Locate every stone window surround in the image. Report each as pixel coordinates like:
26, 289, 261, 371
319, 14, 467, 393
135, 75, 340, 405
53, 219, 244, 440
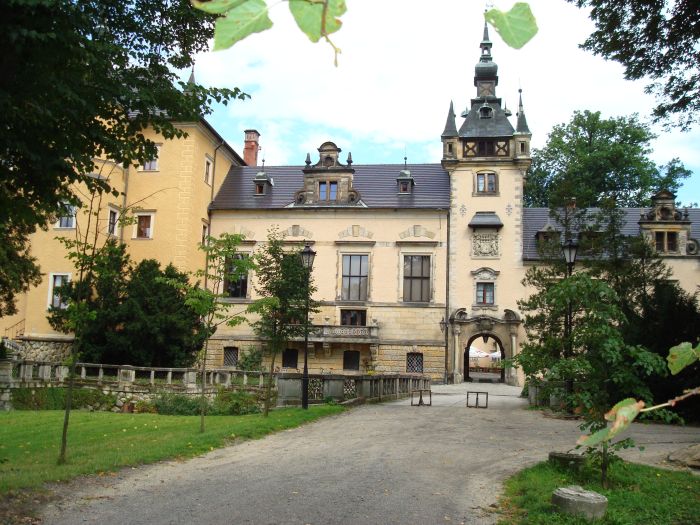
140, 144, 161, 172
471, 267, 499, 311
132, 211, 155, 240
399, 250, 434, 304
47, 272, 71, 310
204, 155, 213, 186
224, 251, 252, 300
337, 250, 371, 302
473, 170, 499, 196
55, 202, 77, 230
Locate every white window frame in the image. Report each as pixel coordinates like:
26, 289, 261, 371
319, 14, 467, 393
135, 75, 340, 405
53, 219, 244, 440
204, 156, 213, 185
133, 212, 155, 239
399, 252, 433, 303
140, 144, 161, 172
107, 207, 120, 237
471, 267, 499, 311
55, 202, 76, 229
47, 273, 71, 309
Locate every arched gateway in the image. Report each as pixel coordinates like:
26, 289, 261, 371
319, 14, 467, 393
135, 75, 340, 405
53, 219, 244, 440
449, 309, 521, 385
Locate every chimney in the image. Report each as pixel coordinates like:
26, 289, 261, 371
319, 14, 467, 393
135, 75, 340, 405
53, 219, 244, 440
243, 129, 260, 166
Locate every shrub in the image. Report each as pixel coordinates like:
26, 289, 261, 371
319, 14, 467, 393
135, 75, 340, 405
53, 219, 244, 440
152, 393, 203, 416
133, 399, 157, 413
211, 389, 260, 415
12, 387, 116, 410
238, 347, 263, 371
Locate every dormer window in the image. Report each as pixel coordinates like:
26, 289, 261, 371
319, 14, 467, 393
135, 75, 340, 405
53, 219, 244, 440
253, 171, 273, 196
319, 181, 338, 201
656, 231, 678, 253
479, 105, 493, 119
396, 169, 415, 195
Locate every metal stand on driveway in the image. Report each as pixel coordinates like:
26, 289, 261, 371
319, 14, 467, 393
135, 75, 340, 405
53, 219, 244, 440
411, 389, 432, 406
466, 391, 488, 408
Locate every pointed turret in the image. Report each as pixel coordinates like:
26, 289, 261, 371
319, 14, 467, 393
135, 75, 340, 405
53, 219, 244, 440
184, 66, 196, 95
474, 22, 498, 90
515, 89, 530, 134
441, 101, 458, 138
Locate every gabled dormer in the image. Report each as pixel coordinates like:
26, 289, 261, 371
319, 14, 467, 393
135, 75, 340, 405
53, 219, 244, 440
639, 190, 697, 255
396, 162, 416, 195
294, 142, 361, 206
253, 170, 273, 196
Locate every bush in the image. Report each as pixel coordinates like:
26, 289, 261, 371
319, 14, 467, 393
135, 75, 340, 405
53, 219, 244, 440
211, 389, 260, 415
152, 393, 203, 415
133, 399, 157, 413
238, 347, 263, 371
12, 387, 116, 410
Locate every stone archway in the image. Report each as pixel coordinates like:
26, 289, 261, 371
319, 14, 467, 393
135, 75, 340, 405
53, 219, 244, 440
449, 309, 521, 386
464, 333, 505, 383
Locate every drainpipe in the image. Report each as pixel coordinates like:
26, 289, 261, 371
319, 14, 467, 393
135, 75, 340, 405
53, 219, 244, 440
120, 165, 129, 244
203, 140, 225, 290
444, 209, 450, 384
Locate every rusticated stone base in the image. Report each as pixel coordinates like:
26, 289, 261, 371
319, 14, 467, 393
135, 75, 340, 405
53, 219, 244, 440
16, 339, 72, 362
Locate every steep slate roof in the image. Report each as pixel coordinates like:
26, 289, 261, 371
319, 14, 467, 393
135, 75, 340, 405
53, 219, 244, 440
522, 208, 700, 260
458, 98, 515, 138
211, 164, 451, 210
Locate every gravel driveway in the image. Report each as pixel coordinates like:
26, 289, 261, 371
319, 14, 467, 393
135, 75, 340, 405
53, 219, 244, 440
40, 383, 700, 525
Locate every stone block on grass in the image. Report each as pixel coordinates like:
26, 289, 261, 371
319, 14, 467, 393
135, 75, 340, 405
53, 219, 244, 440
552, 485, 607, 521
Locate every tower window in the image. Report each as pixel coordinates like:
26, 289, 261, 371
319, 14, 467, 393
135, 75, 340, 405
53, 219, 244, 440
655, 231, 678, 253
479, 106, 493, 119
477, 140, 495, 156
476, 173, 497, 194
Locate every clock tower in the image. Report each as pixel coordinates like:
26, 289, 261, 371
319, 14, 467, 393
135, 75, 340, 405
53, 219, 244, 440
442, 23, 531, 384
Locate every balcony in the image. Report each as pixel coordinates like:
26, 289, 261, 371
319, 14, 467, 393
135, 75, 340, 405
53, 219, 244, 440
308, 324, 379, 344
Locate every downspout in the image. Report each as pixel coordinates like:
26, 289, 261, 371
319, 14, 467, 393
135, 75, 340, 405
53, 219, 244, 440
444, 209, 450, 384
120, 165, 129, 244
203, 140, 225, 290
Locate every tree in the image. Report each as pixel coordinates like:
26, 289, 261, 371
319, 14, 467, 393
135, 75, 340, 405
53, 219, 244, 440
524, 111, 691, 208
1, 0, 246, 317
567, 0, 700, 130
248, 229, 318, 416
170, 233, 252, 433
516, 269, 665, 486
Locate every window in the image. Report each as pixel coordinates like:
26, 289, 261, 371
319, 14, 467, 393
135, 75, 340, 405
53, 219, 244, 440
204, 158, 213, 185
343, 351, 360, 371
319, 181, 338, 201
223, 347, 239, 367
477, 140, 495, 156
201, 224, 209, 245
476, 282, 495, 305
399, 180, 410, 193
342, 255, 368, 301
108, 208, 118, 236
655, 231, 678, 253
479, 106, 493, 119
406, 352, 423, 373
340, 309, 366, 326
57, 203, 76, 229
255, 183, 265, 195
282, 348, 298, 369
134, 214, 154, 239
225, 254, 249, 298
142, 145, 160, 171
476, 173, 497, 193
403, 255, 430, 302
48, 274, 70, 309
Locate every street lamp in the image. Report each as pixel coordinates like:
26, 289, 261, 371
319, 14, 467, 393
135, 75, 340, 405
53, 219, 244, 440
299, 243, 316, 410
561, 237, 578, 407
439, 317, 449, 385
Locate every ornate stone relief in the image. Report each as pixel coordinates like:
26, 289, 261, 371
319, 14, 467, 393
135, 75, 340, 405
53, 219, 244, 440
338, 225, 374, 239
281, 224, 313, 238
459, 204, 467, 217
399, 225, 436, 239
472, 232, 499, 257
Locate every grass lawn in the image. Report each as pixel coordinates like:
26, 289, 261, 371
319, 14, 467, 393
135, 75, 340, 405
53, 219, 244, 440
498, 460, 700, 524
0, 405, 344, 493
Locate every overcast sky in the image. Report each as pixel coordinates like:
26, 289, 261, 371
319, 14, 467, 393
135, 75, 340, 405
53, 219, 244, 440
192, 0, 700, 205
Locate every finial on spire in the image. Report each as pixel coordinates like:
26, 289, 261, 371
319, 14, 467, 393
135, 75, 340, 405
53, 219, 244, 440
261, 156, 266, 169
516, 88, 530, 134
347, 152, 353, 165
305, 153, 311, 166
441, 101, 458, 138
404, 155, 408, 169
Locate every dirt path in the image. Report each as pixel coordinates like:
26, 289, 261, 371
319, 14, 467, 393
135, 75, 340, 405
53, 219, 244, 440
39, 384, 700, 525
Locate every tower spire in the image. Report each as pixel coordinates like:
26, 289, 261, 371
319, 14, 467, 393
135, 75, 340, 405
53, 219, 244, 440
516, 88, 530, 134
441, 101, 458, 137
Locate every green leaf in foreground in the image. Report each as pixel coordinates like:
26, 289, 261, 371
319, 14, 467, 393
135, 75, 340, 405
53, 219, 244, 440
577, 398, 644, 446
289, 0, 346, 43
667, 341, 700, 375
485, 2, 538, 49
191, 0, 248, 15
213, 0, 273, 51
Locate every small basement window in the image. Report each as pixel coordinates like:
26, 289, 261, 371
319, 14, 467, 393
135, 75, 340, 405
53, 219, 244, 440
406, 352, 423, 373
223, 347, 239, 367
343, 351, 360, 371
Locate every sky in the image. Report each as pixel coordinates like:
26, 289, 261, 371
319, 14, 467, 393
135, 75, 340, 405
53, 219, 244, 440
190, 0, 700, 205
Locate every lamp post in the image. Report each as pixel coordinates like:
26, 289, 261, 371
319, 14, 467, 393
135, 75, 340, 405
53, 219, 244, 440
299, 243, 316, 410
561, 237, 578, 405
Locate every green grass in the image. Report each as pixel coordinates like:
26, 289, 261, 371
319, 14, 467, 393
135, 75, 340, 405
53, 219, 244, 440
0, 405, 344, 492
498, 460, 700, 524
